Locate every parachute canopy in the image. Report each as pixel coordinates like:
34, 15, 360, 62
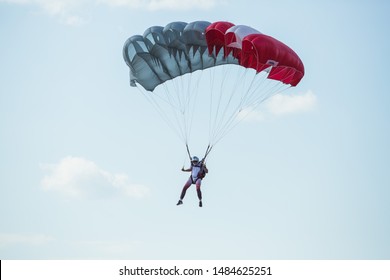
123, 21, 304, 92
123, 21, 305, 157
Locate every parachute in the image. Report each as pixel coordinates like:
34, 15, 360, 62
123, 21, 304, 159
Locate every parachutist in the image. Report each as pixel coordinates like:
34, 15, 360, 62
177, 156, 208, 207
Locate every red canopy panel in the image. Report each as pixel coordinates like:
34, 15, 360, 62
205, 21, 235, 57
205, 21, 305, 86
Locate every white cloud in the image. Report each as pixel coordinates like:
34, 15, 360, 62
266, 90, 317, 116
1, 0, 89, 25
0, 233, 55, 247
146, 0, 219, 10
1, 0, 224, 24
79, 239, 142, 257
237, 90, 317, 123
40, 156, 149, 199
100, 0, 221, 10
237, 107, 265, 122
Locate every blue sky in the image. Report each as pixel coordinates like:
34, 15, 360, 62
0, 0, 389, 259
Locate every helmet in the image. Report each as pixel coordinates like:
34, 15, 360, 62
191, 156, 199, 163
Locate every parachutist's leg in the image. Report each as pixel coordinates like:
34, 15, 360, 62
179, 178, 192, 200
196, 188, 202, 200
196, 179, 202, 202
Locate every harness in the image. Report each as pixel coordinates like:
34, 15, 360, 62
190, 176, 198, 184
190, 162, 206, 184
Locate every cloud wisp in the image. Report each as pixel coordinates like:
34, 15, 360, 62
266, 90, 317, 116
101, 0, 221, 10
0, 233, 55, 247
238, 90, 317, 122
40, 156, 149, 199
1, 0, 224, 25
1, 0, 89, 25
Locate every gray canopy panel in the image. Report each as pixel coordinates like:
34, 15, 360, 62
123, 21, 238, 92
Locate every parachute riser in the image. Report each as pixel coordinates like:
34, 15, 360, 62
185, 143, 213, 164
186, 143, 192, 161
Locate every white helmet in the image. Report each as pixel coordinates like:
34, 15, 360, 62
191, 156, 199, 162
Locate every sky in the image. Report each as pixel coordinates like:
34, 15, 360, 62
0, 0, 389, 260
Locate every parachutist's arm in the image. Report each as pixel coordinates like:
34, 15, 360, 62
181, 167, 192, 172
